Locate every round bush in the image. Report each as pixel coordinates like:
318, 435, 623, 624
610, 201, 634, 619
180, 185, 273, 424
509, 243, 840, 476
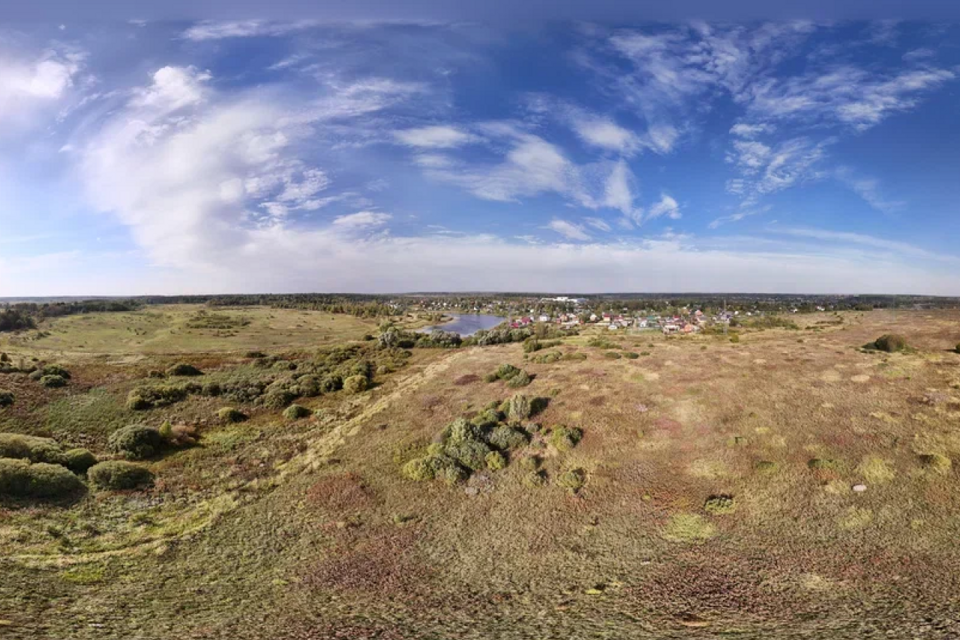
556, 468, 586, 493
320, 375, 342, 393
63, 448, 98, 474
217, 407, 247, 423
0, 433, 65, 464
40, 374, 67, 388
88, 461, 154, 491
0, 390, 13, 407
262, 388, 297, 409
870, 334, 907, 353
401, 457, 434, 481
496, 364, 521, 380
343, 375, 368, 394
167, 363, 203, 376
507, 394, 532, 422
485, 450, 506, 470
108, 425, 165, 460
506, 370, 532, 388
283, 404, 312, 420
42, 364, 70, 378
549, 425, 583, 451
0, 458, 85, 499
297, 376, 321, 397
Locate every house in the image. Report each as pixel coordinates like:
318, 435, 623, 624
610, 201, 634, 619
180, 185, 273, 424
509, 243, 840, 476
589, 313, 598, 322
538, 314, 551, 323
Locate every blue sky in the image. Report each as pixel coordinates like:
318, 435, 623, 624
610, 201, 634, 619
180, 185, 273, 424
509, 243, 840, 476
1, 18, 959, 295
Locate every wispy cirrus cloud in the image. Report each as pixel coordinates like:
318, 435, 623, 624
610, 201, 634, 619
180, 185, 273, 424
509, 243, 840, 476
181, 20, 317, 41
393, 125, 481, 148
546, 219, 591, 241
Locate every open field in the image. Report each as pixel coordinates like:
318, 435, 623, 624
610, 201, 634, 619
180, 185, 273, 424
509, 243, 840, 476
2, 308, 960, 638
0, 305, 383, 356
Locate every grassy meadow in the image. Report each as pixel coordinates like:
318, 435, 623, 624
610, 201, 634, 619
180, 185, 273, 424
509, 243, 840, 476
2, 307, 960, 638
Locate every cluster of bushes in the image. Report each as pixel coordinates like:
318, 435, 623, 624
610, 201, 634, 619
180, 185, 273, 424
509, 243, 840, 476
379, 327, 463, 349
401, 401, 535, 485
467, 324, 576, 347
483, 364, 532, 388
0, 431, 153, 498
523, 338, 562, 353
0, 390, 13, 407
864, 334, 909, 353
0, 433, 97, 473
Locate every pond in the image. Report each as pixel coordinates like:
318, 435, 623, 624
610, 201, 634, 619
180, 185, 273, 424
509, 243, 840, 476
420, 314, 507, 337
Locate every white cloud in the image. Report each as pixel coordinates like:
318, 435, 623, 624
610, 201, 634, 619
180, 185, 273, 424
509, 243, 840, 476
572, 116, 639, 154
744, 66, 955, 131
394, 125, 481, 148
0, 48, 84, 128
131, 66, 210, 113
834, 168, 904, 214
584, 217, 612, 232
602, 159, 638, 217
546, 219, 591, 241
730, 123, 775, 138
181, 20, 315, 41
72, 65, 422, 269
647, 194, 681, 221
332, 211, 392, 228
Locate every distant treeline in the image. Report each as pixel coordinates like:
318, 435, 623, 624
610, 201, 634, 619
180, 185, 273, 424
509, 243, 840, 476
0, 300, 141, 332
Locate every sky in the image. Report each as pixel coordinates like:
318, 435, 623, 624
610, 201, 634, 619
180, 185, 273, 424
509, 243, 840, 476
1, 17, 959, 295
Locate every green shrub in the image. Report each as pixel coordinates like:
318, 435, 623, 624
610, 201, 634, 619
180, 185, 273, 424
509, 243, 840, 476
867, 334, 908, 353
297, 375, 321, 397
623, 352, 639, 359
704, 494, 736, 514
485, 450, 506, 470
343, 375, 369, 394
126, 384, 192, 410
108, 425, 164, 460
549, 425, 583, 451
63, 449, 98, 474
495, 364, 521, 380
88, 461, 154, 491
201, 382, 221, 397
557, 468, 586, 494
0, 433, 64, 464
755, 460, 778, 474
483, 372, 499, 383
603, 351, 622, 359
445, 439, 492, 472
0, 458, 85, 498
507, 394, 532, 422
561, 352, 587, 361
506, 370, 532, 388
167, 363, 203, 376
147, 369, 166, 379
729, 334, 740, 344
218, 407, 247, 423
530, 351, 562, 364
487, 425, 529, 450
283, 404, 312, 420
519, 456, 541, 471
40, 364, 70, 379
40, 374, 67, 388
401, 457, 434, 481
0, 390, 14, 407
320, 375, 342, 393
262, 387, 297, 409
245, 351, 267, 359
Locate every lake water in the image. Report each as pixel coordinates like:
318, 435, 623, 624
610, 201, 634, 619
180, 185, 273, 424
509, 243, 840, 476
421, 314, 507, 337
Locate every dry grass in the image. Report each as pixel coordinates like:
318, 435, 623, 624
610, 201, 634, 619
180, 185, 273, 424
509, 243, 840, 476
3, 308, 960, 637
